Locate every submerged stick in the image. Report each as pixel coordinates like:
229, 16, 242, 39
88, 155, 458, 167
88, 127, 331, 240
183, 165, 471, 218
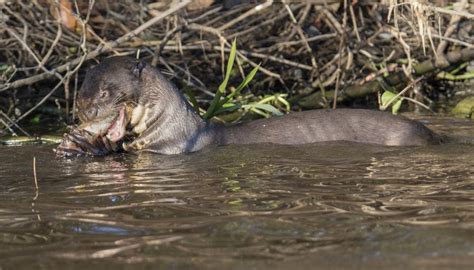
33, 156, 39, 201
33, 157, 38, 190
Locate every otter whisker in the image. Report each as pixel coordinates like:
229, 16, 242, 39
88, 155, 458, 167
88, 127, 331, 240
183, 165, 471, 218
111, 92, 126, 106
114, 92, 137, 107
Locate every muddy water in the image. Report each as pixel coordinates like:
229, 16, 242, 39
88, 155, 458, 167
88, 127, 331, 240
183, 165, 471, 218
0, 116, 473, 270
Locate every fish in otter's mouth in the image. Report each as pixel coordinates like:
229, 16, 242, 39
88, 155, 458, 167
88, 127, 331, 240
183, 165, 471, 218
80, 105, 130, 142
55, 104, 133, 157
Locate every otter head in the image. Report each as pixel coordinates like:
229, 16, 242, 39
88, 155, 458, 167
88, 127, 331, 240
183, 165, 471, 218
76, 56, 146, 142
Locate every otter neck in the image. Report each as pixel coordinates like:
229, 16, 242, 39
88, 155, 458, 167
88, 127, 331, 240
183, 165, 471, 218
129, 79, 219, 154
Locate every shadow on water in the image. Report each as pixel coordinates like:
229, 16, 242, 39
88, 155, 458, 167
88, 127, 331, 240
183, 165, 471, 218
0, 116, 473, 270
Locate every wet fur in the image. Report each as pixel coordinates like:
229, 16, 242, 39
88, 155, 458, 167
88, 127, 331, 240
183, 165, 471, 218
78, 57, 442, 155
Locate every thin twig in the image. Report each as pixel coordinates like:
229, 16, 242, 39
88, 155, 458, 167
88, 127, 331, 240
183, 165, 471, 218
218, 0, 273, 31
380, 77, 424, 111
0, 110, 30, 136
1, 0, 191, 91
332, 0, 348, 109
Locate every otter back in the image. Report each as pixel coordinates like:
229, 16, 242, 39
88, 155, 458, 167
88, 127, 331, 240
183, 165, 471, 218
219, 109, 441, 147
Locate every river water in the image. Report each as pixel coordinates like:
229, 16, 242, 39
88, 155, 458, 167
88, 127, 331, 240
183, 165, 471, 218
0, 115, 473, 270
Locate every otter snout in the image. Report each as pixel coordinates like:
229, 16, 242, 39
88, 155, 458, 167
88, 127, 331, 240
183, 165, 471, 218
77, 100, 98, 122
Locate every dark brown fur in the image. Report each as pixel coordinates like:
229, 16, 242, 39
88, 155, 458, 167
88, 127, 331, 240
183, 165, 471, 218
73, 56, 442, 155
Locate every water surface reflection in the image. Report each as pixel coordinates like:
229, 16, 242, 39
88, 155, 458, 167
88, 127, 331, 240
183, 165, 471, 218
0, 117, 473, 269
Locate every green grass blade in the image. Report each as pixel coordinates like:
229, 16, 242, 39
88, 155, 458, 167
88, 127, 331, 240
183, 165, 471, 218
203, 39, 238, 119
214, 103, 241, 115
219, 64, 260, 107
221, 39, 237, 93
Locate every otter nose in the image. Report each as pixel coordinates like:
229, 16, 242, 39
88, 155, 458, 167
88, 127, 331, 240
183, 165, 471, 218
78, 106, 98, 122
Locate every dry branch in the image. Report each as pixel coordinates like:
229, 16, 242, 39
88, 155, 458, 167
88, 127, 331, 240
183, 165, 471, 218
0, 0, 473, 135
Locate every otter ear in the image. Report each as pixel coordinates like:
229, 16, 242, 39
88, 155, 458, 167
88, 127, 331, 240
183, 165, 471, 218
132, 61, 146, 78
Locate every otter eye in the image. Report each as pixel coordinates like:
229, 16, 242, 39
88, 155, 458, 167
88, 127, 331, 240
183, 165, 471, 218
99, 89, 109, 99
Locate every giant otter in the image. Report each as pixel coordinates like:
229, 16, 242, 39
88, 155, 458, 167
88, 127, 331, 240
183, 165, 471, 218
56, 56, 443, 156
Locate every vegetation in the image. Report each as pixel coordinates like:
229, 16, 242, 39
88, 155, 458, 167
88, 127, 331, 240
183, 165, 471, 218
0, 0, 473, 138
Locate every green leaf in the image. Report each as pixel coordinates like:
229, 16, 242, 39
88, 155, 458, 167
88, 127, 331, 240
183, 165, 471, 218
214, 104, 241, 115
222, 102, 237, 108
244, 103, 283, 116
382, 91, 403, 115
392, 99, 402, 115
381, 91, 397, 107
218, 39, 237, 96
220, 64, 260, 107
249, 107, 270, 118
233, 64, 260, 94
203, 39, 238, 119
